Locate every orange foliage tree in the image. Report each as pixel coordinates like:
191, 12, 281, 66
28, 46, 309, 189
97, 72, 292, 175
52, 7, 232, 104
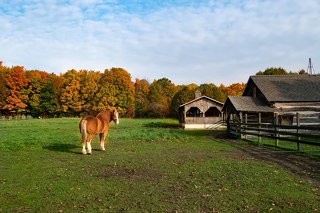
78, 70, 101, 114
95, 68, 135, 117
0, 64, 10, 111
0, 60, 250, 118
60, 69, 82, 115
3, 66, 29, 114
134, 78, 150, 117
220, 83, 246, 97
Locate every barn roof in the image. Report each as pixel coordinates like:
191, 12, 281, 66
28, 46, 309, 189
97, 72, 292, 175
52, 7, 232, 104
223, 96, 275, 113
179, 96, 224, 108
244, 75, 320, 102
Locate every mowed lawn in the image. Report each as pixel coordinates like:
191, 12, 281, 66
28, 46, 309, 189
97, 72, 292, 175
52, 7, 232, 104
0, 118, 319, 212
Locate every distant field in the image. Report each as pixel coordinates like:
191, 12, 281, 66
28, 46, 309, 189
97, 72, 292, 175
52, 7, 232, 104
0, 118, 319, 212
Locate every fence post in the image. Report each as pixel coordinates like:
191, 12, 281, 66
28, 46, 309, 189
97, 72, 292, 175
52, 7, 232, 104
258, 113, 262, 144
274, 112, 279, 146
229, 114, 233, 135
203, 111, 206, 129
245, 113, 248, 139
296, 113, 300, 151
239, 112, 243, 139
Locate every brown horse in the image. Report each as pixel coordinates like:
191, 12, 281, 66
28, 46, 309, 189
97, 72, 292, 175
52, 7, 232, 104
79, 109, 119, 155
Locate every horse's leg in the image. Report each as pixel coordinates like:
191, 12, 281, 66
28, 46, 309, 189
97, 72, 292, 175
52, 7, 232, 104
82, 141, 87, 155
86, 134, 95, 155
87, 141, 92, 154
99, 132, 107, 151
80, 119, 89, 155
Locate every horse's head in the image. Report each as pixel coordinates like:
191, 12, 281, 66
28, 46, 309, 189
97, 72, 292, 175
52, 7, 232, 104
111, 109, 119, 125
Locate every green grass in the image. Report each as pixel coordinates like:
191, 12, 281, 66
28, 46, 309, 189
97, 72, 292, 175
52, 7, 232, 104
0, 118, 319, 212
245, 136, 320, 159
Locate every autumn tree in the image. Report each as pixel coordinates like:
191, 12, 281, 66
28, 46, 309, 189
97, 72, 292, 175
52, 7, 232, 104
39, 73, 62, 117
60, 69, 82, 115
3, 66, 29, 114
220, 83, 246, 98
170, 83, 198, 118
95, 68, 135, 117
199, 83, 225, 102
50, 74, 63, 115
228, 83, 246, 96
25, 70, 49, 117
256, 67, 288, 75
148, 78, 177, 117
78, 70, 101, 114
134, 78, 150, 118
298, 69, 307, 74
0, 63, 10, 112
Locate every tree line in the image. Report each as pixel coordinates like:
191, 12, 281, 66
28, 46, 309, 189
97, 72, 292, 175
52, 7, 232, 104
0, 62, 307, 118
0, 61, 248, 118
0, 61, 245, 118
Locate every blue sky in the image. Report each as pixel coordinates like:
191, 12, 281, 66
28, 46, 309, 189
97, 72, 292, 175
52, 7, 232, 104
1, 0, 319, 85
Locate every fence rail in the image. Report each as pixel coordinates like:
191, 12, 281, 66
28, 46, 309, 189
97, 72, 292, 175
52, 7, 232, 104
228, 112, 320, 150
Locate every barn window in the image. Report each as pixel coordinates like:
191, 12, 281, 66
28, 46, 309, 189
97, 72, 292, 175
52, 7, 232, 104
186, 107, 202, 117
253, 87, 257, 97
205, 107, 221, 117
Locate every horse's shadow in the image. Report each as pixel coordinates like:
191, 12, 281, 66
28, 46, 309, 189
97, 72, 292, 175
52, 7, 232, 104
43, 143, 81, 154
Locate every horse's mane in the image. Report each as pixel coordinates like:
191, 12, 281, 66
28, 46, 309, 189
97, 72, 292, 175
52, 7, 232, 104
84, 110, 99, 117
84, 109, 115, 118
97, 109, 115, 117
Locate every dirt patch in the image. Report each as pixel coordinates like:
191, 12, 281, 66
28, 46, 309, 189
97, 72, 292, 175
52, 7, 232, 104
172, 150, 216, 163
97, 166, 162, 181
215, 136, 320, 186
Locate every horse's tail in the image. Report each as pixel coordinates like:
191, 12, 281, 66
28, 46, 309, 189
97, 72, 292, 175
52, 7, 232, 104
79, 119, 88, 144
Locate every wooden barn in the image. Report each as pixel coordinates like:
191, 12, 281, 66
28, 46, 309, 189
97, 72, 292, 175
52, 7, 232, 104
179, 90, 224, 129
223, 75, 320, 126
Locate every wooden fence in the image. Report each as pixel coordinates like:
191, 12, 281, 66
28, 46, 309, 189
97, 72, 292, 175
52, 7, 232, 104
0, 115, 33, 120
228, 112, 320, 150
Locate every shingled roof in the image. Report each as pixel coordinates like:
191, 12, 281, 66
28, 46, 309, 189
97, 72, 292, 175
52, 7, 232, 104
179, 96, 223, 108
245, 75, 320, 102
223, 96, 275, 113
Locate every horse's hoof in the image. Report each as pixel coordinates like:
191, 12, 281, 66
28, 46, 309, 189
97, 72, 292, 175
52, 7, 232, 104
87, 152, 92, 155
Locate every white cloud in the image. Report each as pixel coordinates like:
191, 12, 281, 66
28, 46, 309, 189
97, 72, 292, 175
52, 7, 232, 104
0, 0, 320, 85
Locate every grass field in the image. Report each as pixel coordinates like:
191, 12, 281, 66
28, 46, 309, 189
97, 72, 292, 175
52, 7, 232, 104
244, 137, 320, 159
0, 118, 319, 212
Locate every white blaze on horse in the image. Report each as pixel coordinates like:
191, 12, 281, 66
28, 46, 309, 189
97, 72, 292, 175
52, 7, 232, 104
79, 109, 119, 155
